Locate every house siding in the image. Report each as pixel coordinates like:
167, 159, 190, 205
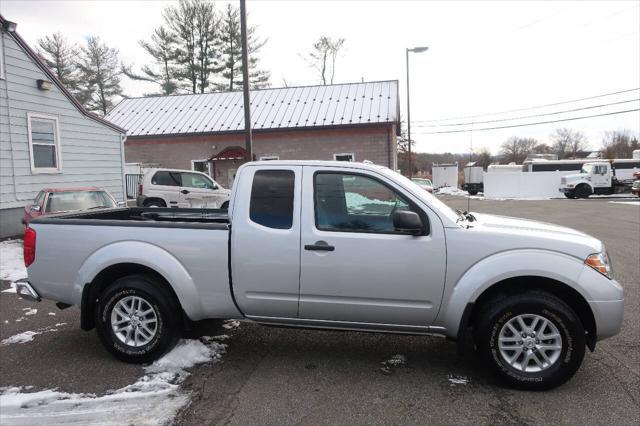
125, 125, 397, 188
0, 30, 124, 237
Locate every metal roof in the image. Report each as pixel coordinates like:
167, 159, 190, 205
106, 80, 399, 137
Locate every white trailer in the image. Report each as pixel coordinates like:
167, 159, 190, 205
432, 163, 459, 189
463, 162, 484, 195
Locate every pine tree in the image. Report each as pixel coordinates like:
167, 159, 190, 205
217, 4, 270, 91
77, 36, 123, 115
163, 0, 222, 94
123, 27, 180, 95
37, 33, 81, 94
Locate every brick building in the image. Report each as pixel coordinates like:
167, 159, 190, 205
106, 81, 400, 188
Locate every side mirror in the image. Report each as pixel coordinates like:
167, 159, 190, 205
393, 210, 423, 235
31, 205, 41, 212
117, 201, 127, 207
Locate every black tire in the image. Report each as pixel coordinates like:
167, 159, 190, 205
95, 274, 181, 364
476, 291, 585, 390
564, 191, 576, 199
468, 190, 478, 196
220, 200, 229, 210
144, 199, 166, 208
575, 184, 591, 199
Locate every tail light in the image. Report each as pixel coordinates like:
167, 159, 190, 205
24, 227, 36, 267
138, 182, 143, 196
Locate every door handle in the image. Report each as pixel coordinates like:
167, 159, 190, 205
304, 240, 335, 251
181, 189, 190, 194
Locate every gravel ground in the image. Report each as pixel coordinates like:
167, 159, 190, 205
1, 196, 638, 425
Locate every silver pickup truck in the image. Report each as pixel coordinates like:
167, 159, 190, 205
18, 161, 623, 390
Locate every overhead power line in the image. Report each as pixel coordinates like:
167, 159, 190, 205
413, 87, 640, 123
412, 108, 640, 135
413, 98, 640, 128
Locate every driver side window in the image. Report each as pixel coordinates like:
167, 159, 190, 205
181, 173, 214, 189
314, 172, 420, 234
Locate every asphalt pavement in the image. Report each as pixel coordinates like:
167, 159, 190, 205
1, 196, 638, 425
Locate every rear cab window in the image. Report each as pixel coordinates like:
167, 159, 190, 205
249, 170, 295, 229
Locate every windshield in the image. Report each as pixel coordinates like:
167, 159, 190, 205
581, 164, 594, 174
46, 191, 116, 213
381, 168, 459, 224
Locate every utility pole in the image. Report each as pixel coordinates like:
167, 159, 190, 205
405, 46, 429, 178
240, 0, 252, 161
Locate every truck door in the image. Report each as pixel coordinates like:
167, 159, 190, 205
592, 164, 611, 188
298, 166, 447, 327
230, 165, 302, 318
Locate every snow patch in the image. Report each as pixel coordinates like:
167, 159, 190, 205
447, 374, 470, 385
381, 354, 407, 367
48, 312, 56, 316
222, 319, 241, 330
1, 331, 39, 346
1, 324, 66, 346
0, 240, 27, 293
22, 308, 37, 316
0, 337, 228, 425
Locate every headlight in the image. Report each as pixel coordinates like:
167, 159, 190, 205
585, 251, 613, 279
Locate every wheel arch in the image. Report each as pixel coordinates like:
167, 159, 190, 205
143, 197, 167, 207
438, 250, 598, 351
459, 276, 597, 352
81, 263, 183, 331
74, 241, 205, 330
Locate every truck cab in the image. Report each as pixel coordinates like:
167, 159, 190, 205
559, 161, 613, 198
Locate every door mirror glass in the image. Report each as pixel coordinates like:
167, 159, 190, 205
31, 204, 41, 212
393, 210, 422, 234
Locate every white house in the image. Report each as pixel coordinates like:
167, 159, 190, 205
0, 16, 125, 238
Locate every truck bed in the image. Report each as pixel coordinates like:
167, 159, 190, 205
30, 207, 229, 229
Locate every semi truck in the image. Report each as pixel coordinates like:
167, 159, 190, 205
558, 159, 640, 198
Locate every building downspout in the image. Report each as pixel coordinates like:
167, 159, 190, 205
120, 134, 127, 202
387, 125, 393, 169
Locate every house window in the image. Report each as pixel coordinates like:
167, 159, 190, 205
28, 113, 61, 173
191, 159, 210, 175
333, 153, 355, 162
259, 155, 279, 161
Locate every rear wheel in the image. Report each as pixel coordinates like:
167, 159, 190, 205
468, 190, 478, 196
476, 291, 585, 390
575, 184, 592, 199
95, 274, 180, 363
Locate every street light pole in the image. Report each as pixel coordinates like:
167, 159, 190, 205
240, 0, 252, 161
405, 46, 428, 178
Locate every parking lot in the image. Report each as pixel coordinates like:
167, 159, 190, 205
1, 196, 638, 425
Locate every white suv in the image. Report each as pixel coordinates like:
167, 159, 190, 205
137, 168, 230, 209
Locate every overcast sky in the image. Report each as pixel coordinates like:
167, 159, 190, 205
2, 0, 639, 154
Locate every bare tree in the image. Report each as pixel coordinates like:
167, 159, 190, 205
475, 148, 493, 169
37, 33, 81, 95
76, 36, 123, 116
500, 137, 538, 163
123, 27, 180, 95
602, 130, 640, 159
305, 36, 345, 85
551, 128, 589, 159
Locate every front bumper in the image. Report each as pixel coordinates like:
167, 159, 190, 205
15, 279, 41, 302
558, 187, 573, 193
589, 298, 624, 340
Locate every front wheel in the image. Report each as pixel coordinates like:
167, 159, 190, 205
575, 184, 592, 199
476, 292, 585, 390
564, 191, 576, 199
95, 274, 180, 363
